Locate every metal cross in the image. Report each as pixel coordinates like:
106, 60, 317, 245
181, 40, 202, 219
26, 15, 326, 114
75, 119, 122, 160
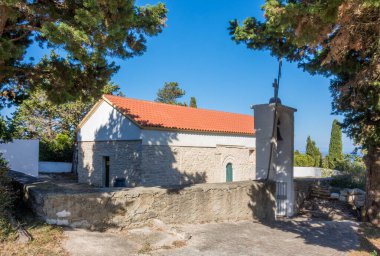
269, 58, 282, 104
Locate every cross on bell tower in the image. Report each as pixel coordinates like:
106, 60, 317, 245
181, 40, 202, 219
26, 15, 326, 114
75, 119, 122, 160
269, 58, 282, 104
252, 57, 297, 217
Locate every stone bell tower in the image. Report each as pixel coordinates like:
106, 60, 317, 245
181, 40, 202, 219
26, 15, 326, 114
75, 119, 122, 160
252, 85, 297, 217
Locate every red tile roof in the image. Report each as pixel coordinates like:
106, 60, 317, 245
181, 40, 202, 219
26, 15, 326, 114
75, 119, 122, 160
103, 95, 254, 135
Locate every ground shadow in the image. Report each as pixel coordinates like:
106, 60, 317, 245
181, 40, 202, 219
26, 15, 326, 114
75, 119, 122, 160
248, 181, 362, 253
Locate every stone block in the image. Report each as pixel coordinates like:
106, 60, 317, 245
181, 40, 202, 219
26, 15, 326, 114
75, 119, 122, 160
339, 195, 347, 202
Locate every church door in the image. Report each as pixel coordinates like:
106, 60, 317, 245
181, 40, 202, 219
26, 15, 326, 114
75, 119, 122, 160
226, 163, 233, 182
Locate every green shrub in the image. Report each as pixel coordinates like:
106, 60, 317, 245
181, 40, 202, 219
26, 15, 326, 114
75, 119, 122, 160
330, 175, 366, 190
0, 154, 15, 241
294, 151, 315, 167
321, 168, 335, 178
330, 154, 366, 189
39, 133, 73, 162
0, 155, 13, 215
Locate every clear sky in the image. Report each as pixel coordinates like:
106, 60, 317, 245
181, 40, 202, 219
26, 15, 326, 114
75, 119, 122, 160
18, 0, 356, 153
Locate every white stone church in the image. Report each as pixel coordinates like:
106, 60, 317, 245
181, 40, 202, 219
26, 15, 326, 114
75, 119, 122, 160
77, 94, 256, 187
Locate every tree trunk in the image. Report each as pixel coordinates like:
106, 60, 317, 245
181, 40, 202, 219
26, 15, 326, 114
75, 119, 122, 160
0, 5, 9, 36
364, 146, 380, 227
0, 5, 10, 83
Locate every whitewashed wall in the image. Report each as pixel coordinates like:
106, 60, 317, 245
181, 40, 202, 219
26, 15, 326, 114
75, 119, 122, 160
294, 167, 323, 178
78, 100, 256, 148
140, 130, 255, 147
78, 101, 141, 141
39, 162, 72, 173
0, 139, 39, 177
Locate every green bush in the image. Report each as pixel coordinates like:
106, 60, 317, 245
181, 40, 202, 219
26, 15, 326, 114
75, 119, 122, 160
0, 154, 15, 241
330, 175, 366, 190
294, 151, 315, 167
321, 168, 335, 178
0, 155, 13, 214
322, 155, 334, 169
39, 133, 73, 162
330, 154, 366, 189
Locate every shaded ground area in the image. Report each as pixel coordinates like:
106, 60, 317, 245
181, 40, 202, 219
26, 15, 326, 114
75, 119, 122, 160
64, 219, 359, 256
63, 196, 380, 256
299, 197, 359, 221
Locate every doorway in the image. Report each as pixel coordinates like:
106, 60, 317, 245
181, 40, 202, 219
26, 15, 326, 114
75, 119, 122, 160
226, 163, 233, 182
104, 156, 110, 187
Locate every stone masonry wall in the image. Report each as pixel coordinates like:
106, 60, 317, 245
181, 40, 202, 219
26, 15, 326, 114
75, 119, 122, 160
293, 178, 332, 213
77, 141, 142, 187
140, 145, 255, 186
25, 180, 276, 229
78, 141, 256, 187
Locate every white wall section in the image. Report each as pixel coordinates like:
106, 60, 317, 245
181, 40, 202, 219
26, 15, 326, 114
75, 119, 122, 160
140, 130, 255, 147
78, 101, 141, 141
0, 139, 39, 177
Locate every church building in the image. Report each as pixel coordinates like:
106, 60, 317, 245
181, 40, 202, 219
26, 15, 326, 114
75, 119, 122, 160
77, 94, 256, 187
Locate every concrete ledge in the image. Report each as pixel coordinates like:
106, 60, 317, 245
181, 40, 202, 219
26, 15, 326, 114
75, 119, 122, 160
21, 179, 276, 230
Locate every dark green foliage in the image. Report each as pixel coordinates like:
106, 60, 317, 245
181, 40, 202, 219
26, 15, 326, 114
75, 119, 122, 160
0, 116, 12, 143
330, 175, 365, 190
39, 134, 73, 162
229, 1, 380, 222
12, 83, 121, 162
306, 136, 322, 167
0, 0, 167, 105
330, 154, 366, 189
229, 0, 380, 152
190, 97, 197, 108
328, 119, 343, 166
294, 150, 315, 167
0, 153, 14, 241
155, 82, 187, 106
322, 155, 334, 169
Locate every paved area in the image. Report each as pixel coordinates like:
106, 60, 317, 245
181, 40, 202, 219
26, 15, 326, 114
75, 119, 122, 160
63, 219, 359, 256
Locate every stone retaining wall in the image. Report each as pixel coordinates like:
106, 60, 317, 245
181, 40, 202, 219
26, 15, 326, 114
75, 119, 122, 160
24, 180, 275, 230
294, 178, 332, 213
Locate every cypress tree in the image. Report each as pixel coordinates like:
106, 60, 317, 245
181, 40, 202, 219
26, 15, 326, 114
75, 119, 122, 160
306, 136, 322, 167
190, 97, 197, 108
328, 120, 343, 164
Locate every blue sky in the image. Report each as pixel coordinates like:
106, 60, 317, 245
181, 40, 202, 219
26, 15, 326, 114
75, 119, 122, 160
15, 0, 355, 153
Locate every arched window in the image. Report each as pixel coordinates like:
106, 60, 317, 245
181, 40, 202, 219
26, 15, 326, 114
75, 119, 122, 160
226, 163, 233, 182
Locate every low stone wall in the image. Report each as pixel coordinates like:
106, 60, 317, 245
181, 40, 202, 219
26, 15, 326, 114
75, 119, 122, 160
24, 180, 275, 230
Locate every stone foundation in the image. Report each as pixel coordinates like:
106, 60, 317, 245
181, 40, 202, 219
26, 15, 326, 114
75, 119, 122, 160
24, 180, 275, 230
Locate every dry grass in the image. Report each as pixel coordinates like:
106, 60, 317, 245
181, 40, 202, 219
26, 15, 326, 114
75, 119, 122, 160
349, 223, 380, 256
172, 240, 187, 248
138, 241, 152, 254
0, 215, 67, 256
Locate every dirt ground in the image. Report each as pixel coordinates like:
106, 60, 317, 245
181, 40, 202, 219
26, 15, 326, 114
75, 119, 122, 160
63, 218, 360, 256
62, 196, 380, 256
